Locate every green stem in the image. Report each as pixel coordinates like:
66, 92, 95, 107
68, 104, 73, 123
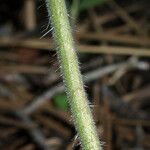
46, 0, 101, 149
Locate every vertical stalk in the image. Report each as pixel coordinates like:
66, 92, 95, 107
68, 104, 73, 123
46, 0, 101, 149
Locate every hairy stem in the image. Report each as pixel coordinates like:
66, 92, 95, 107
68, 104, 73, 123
46, 0, 101, 149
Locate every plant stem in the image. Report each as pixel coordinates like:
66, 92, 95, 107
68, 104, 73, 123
46, 0, 101, 149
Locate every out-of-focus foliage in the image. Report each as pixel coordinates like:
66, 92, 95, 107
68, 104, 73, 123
69, 0, 106, 26
79, 0, 105, 11
53, 93, 68, 111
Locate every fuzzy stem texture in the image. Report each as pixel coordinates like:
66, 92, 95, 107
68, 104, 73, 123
46, 0, 102, 149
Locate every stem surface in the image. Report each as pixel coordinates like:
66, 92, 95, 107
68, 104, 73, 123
46, 0, 101, 149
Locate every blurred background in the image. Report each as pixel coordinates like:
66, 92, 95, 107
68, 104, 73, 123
0, 0, 150, 149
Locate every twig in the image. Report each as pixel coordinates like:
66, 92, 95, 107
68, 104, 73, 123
108, 0, 146, 35
22, 83, 64, 114
15, 112, 50, 150
122, 85, 150, 103
0, 65, 48, 75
